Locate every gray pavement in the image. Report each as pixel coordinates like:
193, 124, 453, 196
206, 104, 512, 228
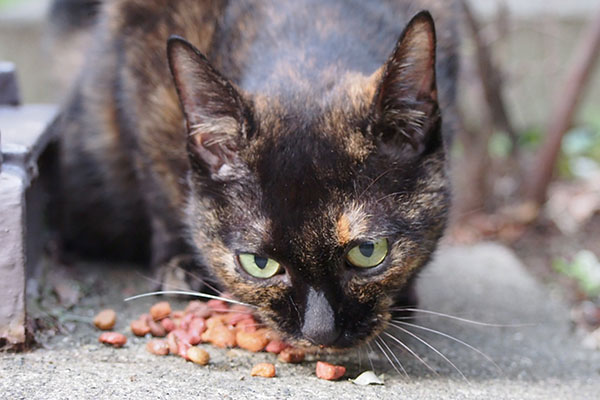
1, 242, 599, 399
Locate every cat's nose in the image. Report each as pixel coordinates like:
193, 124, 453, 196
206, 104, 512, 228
301, 287, 341, 346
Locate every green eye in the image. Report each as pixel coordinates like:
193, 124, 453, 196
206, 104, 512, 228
238, 253, 281, 279
346, 239, 388, 268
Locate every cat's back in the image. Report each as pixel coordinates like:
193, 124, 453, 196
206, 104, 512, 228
211, 0, 459, 100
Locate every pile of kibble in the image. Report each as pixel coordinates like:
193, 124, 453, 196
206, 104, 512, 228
93, 299, 346, 380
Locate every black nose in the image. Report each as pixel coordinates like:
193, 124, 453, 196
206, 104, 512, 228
301, 287, 341, 346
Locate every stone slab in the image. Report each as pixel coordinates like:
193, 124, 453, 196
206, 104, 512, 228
0, 104, 57, 174
0, 62, 20, 106
0, 168, 26, 347
0, 103, 58, 348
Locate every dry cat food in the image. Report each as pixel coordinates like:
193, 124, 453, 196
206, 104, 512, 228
187, 346, 211, 365
98, 332, 127, 347
94, 299, 351, 380
146, 338, 170, 355
315, 361, 346, 381
250, 362, 276, 378
130, 299, 303, 363
150, 301, 172, 321
277, 347, 305, 363
93, 309, 117, 330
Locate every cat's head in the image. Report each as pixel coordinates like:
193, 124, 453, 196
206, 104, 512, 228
168, 11, 449, 350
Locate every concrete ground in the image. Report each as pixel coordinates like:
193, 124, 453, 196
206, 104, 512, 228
1, 242, 599, 399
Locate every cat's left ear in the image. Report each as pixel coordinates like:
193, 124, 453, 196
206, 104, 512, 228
167, 36, 253, 180
370, 11, 441, 155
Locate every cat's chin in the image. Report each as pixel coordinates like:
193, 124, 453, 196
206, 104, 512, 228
286, 330, 385, 353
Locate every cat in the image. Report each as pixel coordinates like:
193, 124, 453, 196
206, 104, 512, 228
48, 0, 459, 350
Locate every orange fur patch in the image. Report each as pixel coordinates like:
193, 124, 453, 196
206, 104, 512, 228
336, 214, 351, 245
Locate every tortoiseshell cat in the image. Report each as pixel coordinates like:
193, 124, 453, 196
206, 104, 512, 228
49, 0, 459, 349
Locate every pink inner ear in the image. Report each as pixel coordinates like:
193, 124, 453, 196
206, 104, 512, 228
417, 68, 437, 102
168, 37, 249, 176
384, 12, 437, 103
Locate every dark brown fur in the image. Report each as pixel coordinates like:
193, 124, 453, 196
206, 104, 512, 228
50, 0, 459, 349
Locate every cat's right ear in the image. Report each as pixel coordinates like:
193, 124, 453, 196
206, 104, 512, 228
167, 36, 252, 179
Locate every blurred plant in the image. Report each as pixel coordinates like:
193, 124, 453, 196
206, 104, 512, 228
0, 0, 21, 8
526, 7, 600, 204
553, 250, 600, 298
454, 1, 600, 231
558, 125, 600, 179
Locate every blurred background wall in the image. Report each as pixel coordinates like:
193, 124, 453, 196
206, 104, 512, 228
1, 0, 599, 116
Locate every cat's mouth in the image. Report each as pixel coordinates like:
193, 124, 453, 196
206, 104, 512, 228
259, 311, 386, 352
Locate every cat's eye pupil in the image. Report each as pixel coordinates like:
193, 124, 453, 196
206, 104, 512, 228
254, 256, 268, 269
358, 242, 375, 257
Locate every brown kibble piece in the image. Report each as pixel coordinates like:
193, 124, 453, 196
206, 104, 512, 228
207, 324, 237, 348
98, 332, 127, 347
146, 339, 169, 355
93, 309, 117, 330
315, 361, 346, 380
265, 340, 289, 354
236, 318, 257, 332
161, 317, 176, 333
178, 341, 191, 359
226, 312, 252, 326
167, 331, 179, 354
278, 347, 305, 363
150, 301, 172, 321
264, 329, 282, 342
185, 301, 212, 319
188, 318, 207, 345
180, 312, 195, 331
236, 329, 268, 352
167, 329, 190, 355
206, 315, 227, 329
207, 299, 229, 314
149, 319, 167, 337
250, 363, 276, 378
130, 319, 150, 337
187, 347, 210, 365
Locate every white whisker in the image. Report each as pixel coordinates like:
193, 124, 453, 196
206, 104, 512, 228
366, 341, 377, 374
375, 337, 404, 377
389, 323, 470, 384
357, 346, 363, 372
124, 290, 256, 307
377, 336, 408, 378
392, 308, 535, 328
391, 320, 503, 374
382, 331, 438, 376
182, 269, 224, 296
